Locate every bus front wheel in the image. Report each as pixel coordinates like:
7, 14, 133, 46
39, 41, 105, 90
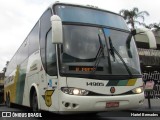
32, 91, 38, 112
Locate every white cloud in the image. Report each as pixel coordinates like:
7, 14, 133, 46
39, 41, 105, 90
0, 0, 160, 72
0, 0, 46, 72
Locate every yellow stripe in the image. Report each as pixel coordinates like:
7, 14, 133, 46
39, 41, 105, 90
127, 79, 137, 86
4, 66, 19, 103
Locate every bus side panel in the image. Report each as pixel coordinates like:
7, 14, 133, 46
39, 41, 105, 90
5, 60, 27, 105
15, 60, 28, 104
4, 59, 28, 105
4, 69, 17, 103
24, 50, 49, 110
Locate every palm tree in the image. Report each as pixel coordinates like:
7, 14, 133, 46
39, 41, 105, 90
2, 61, 9, 74
5, 61, 9, 66
150, 22, 160, 31
2, 67, 6, 74
119, 7, 149, 29
144, 22, 160, 32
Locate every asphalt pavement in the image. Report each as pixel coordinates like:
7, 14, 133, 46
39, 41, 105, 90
0, 100, 160, 119
0, 99, 160, 114
130, 99, 160, 114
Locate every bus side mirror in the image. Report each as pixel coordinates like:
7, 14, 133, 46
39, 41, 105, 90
136, 28, 157, 49
51, 15, 63, 44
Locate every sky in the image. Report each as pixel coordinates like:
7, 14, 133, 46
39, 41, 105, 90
0, 0, 160, 72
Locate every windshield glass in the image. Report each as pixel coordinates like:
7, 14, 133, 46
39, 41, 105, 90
54, 4, 141, 79
54, 5, 128, 30
60, 25, 141, 78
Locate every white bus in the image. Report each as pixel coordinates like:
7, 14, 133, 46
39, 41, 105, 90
4, 2, 156, 113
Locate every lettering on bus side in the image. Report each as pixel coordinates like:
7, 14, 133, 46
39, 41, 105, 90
86, 82, 104, 86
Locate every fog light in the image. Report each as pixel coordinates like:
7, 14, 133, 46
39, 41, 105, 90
72, 103, 78, 108
64, 102, 70, 107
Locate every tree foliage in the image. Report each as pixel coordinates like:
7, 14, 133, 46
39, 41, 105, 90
145, 22, 160, 31
119, 7, 149, 29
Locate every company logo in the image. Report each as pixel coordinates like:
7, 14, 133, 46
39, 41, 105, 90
110, 87, 115, 93
2, 112, 11, 117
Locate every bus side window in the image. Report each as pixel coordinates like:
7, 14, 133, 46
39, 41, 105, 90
40, 9, 52, 71
28, 22, 39, 56
46, 29, 57, 76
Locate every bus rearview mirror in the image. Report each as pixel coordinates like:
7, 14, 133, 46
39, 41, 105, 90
51, 15, 63, 44
136, 28, 157, 49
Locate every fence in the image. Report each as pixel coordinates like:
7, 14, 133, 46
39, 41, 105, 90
142, 71, 160, 99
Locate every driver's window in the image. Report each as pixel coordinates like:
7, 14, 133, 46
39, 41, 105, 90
46, 29, 57, 76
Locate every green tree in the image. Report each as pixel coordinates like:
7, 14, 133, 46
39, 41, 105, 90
2, 61, 9, 74
119, 7, 149, 29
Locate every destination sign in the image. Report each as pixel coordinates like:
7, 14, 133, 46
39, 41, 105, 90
69, 66, 103, 72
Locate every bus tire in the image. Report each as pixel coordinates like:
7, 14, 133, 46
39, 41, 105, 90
6, 94, 12, 108
32, 91, 38, 112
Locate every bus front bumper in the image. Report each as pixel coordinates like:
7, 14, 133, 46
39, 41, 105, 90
58, 91, 144, 113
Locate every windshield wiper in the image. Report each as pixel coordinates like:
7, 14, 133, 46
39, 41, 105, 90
92, 34, 105, 74
108, 37, 133, 77
109, 37, 115, 61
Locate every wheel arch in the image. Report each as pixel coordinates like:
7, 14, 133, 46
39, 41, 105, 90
29, 83, 40, 109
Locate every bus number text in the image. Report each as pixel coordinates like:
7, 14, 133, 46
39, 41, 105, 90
86, 82, 104, 86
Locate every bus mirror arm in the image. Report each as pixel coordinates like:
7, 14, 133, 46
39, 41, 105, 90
126, 30, 135, 58
51, 15, 63, 44
126, 29, 152, 58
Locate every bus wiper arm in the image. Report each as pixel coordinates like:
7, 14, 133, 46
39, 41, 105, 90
92, 34, 105, 73
109, 37, 133, 77
109, 37, 115, 61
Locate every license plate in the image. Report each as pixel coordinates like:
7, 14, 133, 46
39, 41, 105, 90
106, 102, 119, 108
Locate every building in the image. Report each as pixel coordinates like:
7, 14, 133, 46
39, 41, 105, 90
135, 30, 160, 72
135, 29, 160, 99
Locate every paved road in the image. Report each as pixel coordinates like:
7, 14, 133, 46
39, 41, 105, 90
0, 105, 159, 120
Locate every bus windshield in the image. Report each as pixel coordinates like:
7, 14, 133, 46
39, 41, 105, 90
54, 5, 141, 79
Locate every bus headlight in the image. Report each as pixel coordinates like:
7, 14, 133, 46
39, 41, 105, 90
61, 87, 89, 96
73, 89, 80, 95
132, 87, 144, 94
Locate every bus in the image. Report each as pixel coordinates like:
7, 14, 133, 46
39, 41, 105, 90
4, 2, 156, 113
0, 73, 4, 104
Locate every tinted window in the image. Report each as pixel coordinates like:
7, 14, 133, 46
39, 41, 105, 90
46, 30, 57, 76
40, 9, 52, 70
63, 25, 100, 61
6, 38, 28, 76
28, 22, 39, 55
55, 5, 128, 30
6, 55, 17, 76
17, 39, 28, 64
